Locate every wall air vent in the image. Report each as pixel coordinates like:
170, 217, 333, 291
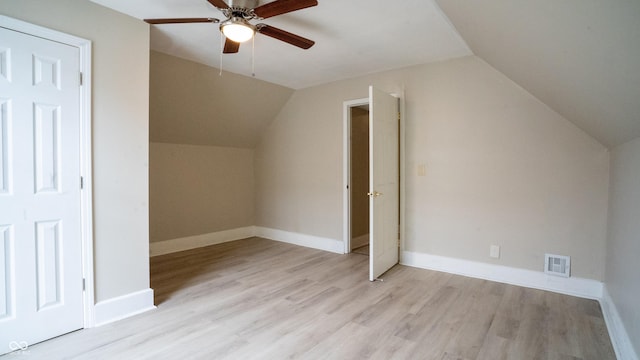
544, 253, 571, 277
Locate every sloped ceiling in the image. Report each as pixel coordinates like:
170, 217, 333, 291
436, 0, 640, 148
150, 51, 293, 147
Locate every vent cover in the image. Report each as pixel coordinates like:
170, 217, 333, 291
544, 253, 571, 277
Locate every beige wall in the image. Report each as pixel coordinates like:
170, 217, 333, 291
606, 136, 640, 355
0, 1, 150, 302
150, 143, 254, 242
255, 55, 609, 280
350, 108, 369, 239
148, 52, 284, 244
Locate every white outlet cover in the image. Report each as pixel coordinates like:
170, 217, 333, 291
490, 245, 500, 258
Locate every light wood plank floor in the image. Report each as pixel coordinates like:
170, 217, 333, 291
9, 237, 615, 359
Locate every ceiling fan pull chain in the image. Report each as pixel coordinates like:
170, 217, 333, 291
251, 35, 255, 77
219, 32, 224, 77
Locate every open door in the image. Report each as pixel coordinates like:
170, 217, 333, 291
368, 86, 399, 281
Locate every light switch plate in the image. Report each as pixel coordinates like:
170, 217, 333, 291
417, 164, 426, 176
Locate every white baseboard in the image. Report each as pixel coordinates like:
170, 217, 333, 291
151, 226, 344, 256
401, 251, 603, 300
351, 233, 369, 249
93, 288, 156, 327
150, 226, 255, 257
255, 226, 344, 254
601, 286, 639, 360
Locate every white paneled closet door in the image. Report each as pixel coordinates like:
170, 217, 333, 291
0, 26, 83, 355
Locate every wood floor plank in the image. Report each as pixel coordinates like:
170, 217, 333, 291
443, 282, 502, 359
9, 237, 616, 360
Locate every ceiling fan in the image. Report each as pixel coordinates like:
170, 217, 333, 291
144, 0, 317, 54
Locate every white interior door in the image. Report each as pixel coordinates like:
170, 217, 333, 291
369, 86, 399, 281
0, 27, 83, 354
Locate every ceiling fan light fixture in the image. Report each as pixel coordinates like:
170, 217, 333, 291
221, 17, 255, 43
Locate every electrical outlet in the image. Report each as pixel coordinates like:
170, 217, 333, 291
490, 245, 500, 259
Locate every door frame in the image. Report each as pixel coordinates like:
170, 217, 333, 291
342, 97, 369, 254
342, 92, 406, 258
0, 16, 95, 327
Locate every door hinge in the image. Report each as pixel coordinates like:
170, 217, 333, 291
82, 278, 86, 291
79, 72, 83, 86
80, 176, 84, 189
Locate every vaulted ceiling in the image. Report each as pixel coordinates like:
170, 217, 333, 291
436, 0, 640, 148
149, 51, 293, 148
91, 0, 640, 148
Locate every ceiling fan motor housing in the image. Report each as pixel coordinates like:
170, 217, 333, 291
227, 0, 259, 10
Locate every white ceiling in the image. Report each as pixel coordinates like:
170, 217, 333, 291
89, 0, 472, 89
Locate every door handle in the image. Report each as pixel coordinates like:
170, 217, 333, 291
367, 191, 383, 197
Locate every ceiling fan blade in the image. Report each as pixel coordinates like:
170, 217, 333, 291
223, 38, 240, 53
207, 0, 229, 9
144, 18, 219, 24
257, 24, 315, 49
253, 0, 318, 19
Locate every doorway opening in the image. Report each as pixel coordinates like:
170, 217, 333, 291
349, 105, 370, 256
343, 97, 369, 255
